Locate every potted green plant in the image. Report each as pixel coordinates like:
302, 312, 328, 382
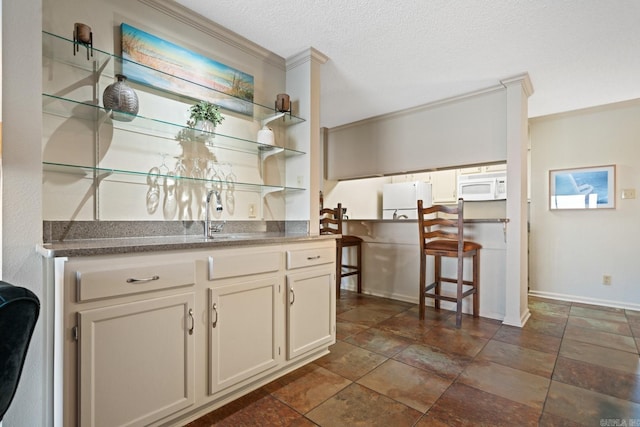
187, 101, 224, 137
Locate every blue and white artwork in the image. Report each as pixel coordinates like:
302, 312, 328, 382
550, 165, 615, 209
121, 23, 254, 116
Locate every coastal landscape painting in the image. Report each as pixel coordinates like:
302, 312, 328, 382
121, 23, 254, 116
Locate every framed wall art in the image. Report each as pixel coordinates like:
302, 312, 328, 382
549, 164, 616, 210
120, 23, 254, 116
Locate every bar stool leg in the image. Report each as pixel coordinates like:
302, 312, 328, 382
336, 243, 343, 299
356, 242, 362, 293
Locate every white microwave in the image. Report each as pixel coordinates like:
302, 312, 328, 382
457, 172, 507, 201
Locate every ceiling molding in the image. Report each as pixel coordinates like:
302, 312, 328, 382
138, 0, 285, 69
501, 73, 535, 98
286, 47, 329, 71
329, 83, 506, 132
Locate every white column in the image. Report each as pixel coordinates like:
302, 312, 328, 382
501, 74, 534, 327
285, 48, 328, 232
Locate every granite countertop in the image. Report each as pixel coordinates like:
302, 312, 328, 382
344, 218, 509, 223
38, 232, 337, 258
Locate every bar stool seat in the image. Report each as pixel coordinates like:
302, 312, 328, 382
320, 203, 363, 298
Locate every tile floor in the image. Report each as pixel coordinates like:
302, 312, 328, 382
187, 291, 640, 426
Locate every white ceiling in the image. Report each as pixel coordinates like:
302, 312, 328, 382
174, 0, 640, 129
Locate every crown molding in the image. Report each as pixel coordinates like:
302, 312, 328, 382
286, 47, 329, 71
138, 0, 285, 69
501, 73, 534, 98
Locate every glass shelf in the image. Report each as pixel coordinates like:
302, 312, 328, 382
42, 94, 306, 157
43, 161, 305, 194
42, 31, 305, 125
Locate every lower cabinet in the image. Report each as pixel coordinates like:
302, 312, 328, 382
78, 293, 195, 427
286, 268, 335, 359
56, 239, 336, 427
208, 276, 280, 394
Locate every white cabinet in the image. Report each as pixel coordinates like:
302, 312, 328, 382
431, 169, 458, 203
63, 253, 198, 427
285, 245, 336, 359
78, 293, 195, 427
56, 240, 336, 427
286, 268, 335, 359
208, 273, 281, 394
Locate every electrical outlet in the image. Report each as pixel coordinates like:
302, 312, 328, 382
602, 275, 612, 286
248, 203, 256, 218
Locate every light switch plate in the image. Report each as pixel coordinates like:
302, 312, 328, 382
621, 189, 636, 199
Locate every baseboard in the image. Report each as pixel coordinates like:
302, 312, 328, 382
529, 290, 640, 312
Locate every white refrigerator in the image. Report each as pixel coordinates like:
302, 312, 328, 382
382, 181, 432, 219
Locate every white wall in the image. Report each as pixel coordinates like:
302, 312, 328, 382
529, 99, 640, 309
2, 1, 46, 426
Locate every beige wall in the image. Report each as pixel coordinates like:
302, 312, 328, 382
529, 99, 640, 309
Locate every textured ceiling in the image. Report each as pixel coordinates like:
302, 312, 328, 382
174, 0, 640, 128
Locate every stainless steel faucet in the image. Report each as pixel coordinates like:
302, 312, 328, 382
205, 190, 225, 237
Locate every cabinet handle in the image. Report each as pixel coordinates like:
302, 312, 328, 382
290, 288, 295, 305
188, 308, 194, 335
126, 275, 160, 284
211, 303, 218, 328
306, 255, 321, 260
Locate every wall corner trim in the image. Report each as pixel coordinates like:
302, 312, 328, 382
501, 73, 535, 98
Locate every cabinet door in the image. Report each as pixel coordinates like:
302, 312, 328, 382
431, 169, 458, 203
78, 293, 195, 427
286, 267, 335, 359
208, 277, 280, 394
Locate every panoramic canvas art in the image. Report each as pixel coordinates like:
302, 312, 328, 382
121, 23, 254, 116
549, 165, 615, 209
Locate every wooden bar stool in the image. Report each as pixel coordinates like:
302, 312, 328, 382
417, 198, 481, 328
320, 203, 363, 298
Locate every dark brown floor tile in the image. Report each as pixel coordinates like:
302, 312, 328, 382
420, 326, 489, 358
476, 339, 557, 377
422, 382, 540, 426
529, 300, 571, 323
559, 339, 640, 374
529, 299, 573, 313
553, 356, 640, 403
185, 388, 310, 427
262, 363, 351, 414
538, 411, 584, 427
564, 323, 638, 354
567, 315, 632, 336
529, 296, 572, 306
336, 306, 395, 326
439, 314, 502, 339
306, 383, 422, 426
570, 305, 628, 322
406, 305, 455, 322
357, 359, 452, 412
626, 309, 640, 319
571, 301, 626, 313
492, 324, 562, 354
393, 343, 471, 380
314, 341, 387, 381
344, 326, 414, 357
545, 380, 640, 425
522, 317, 566, 338
458, 360, 550, 410
375, 311, 437, 341
335, 320, 369, 340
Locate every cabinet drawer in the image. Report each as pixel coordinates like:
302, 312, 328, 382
76, 261, 195, 302
287, 247, 335, 270
208, 252, 280, 280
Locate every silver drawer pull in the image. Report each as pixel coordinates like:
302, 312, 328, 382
212, 303, 218, 328
126, 275, 160, 284
306, 255, 321, 260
